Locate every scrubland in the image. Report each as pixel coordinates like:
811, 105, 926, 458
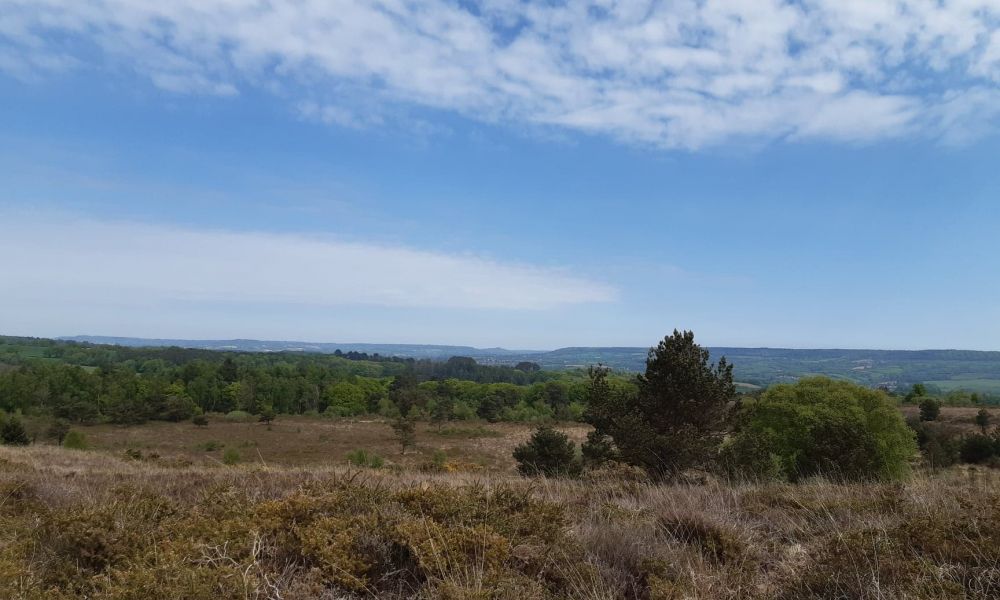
2, 416, 999, 599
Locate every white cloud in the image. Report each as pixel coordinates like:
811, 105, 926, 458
0, 213, 616, 311
2, 0, 1000, 148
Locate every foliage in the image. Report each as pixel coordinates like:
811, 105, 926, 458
975, 408, 991, 433
258, 406, 276, 425
222, 448, 241, 465
62, 430, 88, 450
512, 426, 580, 477
46, 418, 71, 444
918, 397, 941, 421
390, 417, 416, 454
722, 377, 917, 481
585, 331, 734, 478
0, 416, 30, 445
959, 434, 996, 464
224, 410, 254, 422
191, 414, 209, 427
346, 449, 384, 469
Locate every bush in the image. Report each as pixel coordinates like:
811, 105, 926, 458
513, 425, 580, 477
224, 410, 254, 422
910, 420, 961, 469
723, 377, 917, 482
222, 448, 241, 465
47, 419, 71, 444
346, 449, 384, 468
0, 416, 31, 446
191, 414, 209, 427
918, 397, 941, 421
959, 434, 996, 464
975, 408, 990, 433
390, 417, 416, 454
62, 430, 88, 450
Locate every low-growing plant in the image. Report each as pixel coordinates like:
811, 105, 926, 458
196, 440, 224, 452
62, 430, 87, 450
0, 416, 30, 446
513, 425, 580, 477
224, 410, 254, 422
191, 414, 209, 427
919, 397, 941, 421
222, 448, 240, 465
959, 434, 996, 464
431, 425, 503, 439
346, 449, 384, 468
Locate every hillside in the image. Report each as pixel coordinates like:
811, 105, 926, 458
55, 335, 1000, 393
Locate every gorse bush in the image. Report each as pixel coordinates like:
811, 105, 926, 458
721, 377, 917, 482
513, 425, 580, 477
62, 430, 87, 450
222, 448, 240, 465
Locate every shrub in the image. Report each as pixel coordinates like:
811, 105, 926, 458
196, 440, 224, 451
513, 425, 580, 477
224, 410, 253, 422
390, 417, 416, 454
0, 416, 31, 446
346, 449, 384, 469
959, 434, 995, 464
724, 377, 916, 481
46, 418, 71, 444
975, 408, 990, 433
258, 407, 276, 425
191, 414, 209, 427
910, 420, 961, 469
222, 448, 240, 465
62, 430, 88, 450
918, 397, 941, 421
585, 331, 735, 478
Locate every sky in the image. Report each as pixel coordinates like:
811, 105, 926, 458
1, 0, 1000, 350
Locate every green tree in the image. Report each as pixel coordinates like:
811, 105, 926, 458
390, 417, 416, 454
906, 383, 928, 402
258, 406, 276, 427
721, 377, 917, 481
585, 331, 735, 477
46, 418, 71, 444
513, 426, 580, 477
0, 416, 30, 446
919, 397, 941, 422
975, 408, 990, 434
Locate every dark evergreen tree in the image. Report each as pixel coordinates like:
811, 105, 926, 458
513, 426, 580, 477
585, 331, 735, 478
1, 416, 30, 446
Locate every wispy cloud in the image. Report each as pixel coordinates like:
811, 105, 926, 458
0, 212, 616, 311
2, 1, 1000, 148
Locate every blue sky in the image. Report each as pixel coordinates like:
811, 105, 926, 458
2, 1, 1000, 350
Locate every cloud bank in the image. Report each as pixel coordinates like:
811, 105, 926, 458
2, 0, 1000, 148
0, 214, 616, 311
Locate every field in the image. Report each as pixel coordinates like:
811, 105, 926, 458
18, 416, 591, 472
3, 409, 1000, 599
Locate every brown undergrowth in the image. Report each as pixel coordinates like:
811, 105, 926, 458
1, 446, 999, 599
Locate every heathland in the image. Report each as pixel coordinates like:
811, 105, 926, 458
2, 333, 1000, 599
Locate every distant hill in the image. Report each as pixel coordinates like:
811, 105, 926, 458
57, 336, 539, 361
56, 335, 1000, 393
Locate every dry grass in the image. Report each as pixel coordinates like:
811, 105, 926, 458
20, 417, 590, 472
2, 442, 1000, 599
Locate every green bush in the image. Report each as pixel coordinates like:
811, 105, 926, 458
346, 449, 384, 469
722, 377, 917, 482
191, 414, 209, 427
959, 434, 995, 464
196, 440, 224, 452
224, 410, 254, 422
513, 425, 580, 477
918, 397, 941, 421
222, 448, 241, 465
62, 430, 88, 450
0, 416, 30, 446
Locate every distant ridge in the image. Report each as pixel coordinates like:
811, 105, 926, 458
55, 335, 1000, 393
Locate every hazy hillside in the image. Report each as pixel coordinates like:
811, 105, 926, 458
56, 335, 1000, 392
